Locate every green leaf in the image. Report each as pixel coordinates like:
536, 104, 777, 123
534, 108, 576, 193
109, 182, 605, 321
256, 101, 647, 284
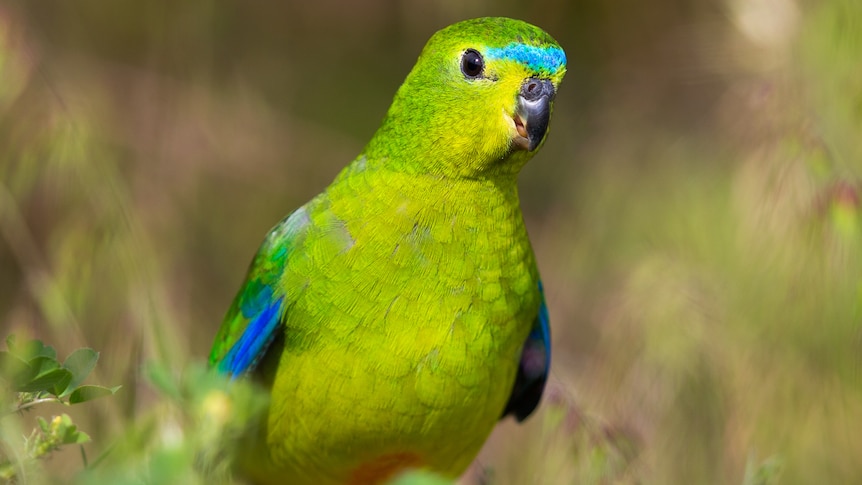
61, 424, 91, 445
28, 356, 61, 376
67, 429, 91, 445
69, 385, 121, 404
61, 348, 99, 397
52, 370, 74, 396
17, 368, 72, 394
0, 350, 35, 385
37, 416, 49, 433
6, 336, 56, 360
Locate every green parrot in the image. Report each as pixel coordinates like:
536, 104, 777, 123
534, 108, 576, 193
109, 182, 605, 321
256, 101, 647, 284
209, 17, 565, 485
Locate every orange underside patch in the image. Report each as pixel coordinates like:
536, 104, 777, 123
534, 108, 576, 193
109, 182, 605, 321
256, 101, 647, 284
348, 452, 423, 485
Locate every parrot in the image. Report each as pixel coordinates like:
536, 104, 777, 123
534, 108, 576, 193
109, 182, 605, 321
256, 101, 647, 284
208, 17, 566, 485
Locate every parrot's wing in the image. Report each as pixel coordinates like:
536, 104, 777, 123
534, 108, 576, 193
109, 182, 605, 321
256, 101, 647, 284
208, 206, 311, 377
502, 280, 551, 422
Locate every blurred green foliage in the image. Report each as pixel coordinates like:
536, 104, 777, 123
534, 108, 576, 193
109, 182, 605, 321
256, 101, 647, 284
73, 363, 268, 485
0, 0, 861, 483
0, 336, 118, 482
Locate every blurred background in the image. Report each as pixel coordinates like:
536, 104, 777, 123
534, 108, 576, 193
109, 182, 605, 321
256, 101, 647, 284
1, 0, 861, 483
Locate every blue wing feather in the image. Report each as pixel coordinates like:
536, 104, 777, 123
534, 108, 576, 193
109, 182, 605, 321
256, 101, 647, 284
218, 295, 284, 376
209, 206, 311, 377
502, 279, 551, 421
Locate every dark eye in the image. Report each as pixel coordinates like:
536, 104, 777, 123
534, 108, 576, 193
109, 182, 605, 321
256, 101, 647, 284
461, 49, 484, 78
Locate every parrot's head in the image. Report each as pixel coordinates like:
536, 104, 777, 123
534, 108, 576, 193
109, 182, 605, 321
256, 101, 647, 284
364, 17, 566, 179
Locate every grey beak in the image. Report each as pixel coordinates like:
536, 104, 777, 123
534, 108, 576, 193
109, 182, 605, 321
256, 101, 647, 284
517, 78, 555, 151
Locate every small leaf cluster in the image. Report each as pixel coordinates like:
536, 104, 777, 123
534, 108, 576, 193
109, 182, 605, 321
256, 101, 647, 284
0, 336, 120, 483
25, 414, 91, 461
0, 335, 120, 412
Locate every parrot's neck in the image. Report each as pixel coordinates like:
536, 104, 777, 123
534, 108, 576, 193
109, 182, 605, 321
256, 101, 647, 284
359, 92, 535, 180
335, 154, 524, 217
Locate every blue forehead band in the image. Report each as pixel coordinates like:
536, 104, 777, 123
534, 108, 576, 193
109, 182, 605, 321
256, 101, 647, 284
486, 43, 566, 75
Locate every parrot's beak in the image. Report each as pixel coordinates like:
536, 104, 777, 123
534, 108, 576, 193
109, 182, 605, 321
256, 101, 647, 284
512, 78, 555, 152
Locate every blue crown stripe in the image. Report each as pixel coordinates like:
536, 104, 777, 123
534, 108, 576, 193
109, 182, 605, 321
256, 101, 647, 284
486, 43, 566, 75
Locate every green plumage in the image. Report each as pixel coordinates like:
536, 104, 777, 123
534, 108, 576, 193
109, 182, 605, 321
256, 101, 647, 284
210, 17, 565, 485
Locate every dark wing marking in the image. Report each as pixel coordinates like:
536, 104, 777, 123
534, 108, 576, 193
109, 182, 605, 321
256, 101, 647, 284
502, 280, 550, 421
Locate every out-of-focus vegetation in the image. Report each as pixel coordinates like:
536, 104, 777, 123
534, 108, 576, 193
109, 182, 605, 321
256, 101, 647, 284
0, 0, 860, 483
0, 336, 119, 482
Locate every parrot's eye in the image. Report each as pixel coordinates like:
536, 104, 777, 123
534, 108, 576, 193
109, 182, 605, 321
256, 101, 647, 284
461, 49, 484, 78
